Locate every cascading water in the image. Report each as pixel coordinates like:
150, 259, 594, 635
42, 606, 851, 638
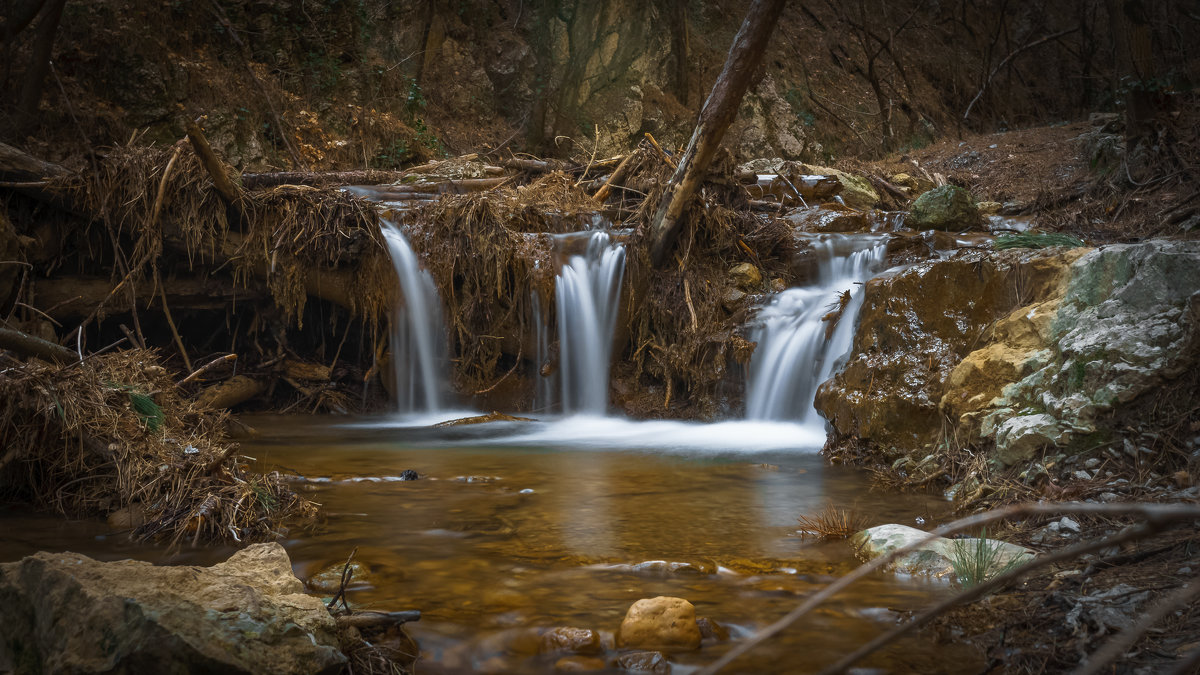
746, 233, 888, 422
555, 231, 626, 415
380, 221, 447, 414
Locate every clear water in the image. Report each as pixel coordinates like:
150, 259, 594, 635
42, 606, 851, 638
0, 415, 974, 674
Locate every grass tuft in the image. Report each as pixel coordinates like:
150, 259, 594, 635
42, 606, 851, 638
796, 502, 869, 538
949, 527, 1028, 588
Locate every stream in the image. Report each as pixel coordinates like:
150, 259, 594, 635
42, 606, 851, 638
2, 414, 979, 674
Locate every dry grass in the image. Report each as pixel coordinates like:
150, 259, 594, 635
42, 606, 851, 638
795, 502, 870, 539
0, 349, 315, 545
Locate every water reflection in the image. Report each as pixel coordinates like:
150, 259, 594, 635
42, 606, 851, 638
0, 416, 973, 674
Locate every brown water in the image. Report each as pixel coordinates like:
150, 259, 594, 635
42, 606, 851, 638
0, 415, 980, 674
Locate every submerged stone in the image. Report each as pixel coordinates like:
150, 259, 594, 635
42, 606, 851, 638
616, 596, 702, 651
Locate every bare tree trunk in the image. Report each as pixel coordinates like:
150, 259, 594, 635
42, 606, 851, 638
14, 0, 65, 135
647, 0, 786, 268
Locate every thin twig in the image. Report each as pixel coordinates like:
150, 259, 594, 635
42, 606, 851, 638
696, 502, 1200, 675
327, 546, 359, 613
156, 269, 192, 372
177, 353, 237, 386
1072, 579, 1200, 675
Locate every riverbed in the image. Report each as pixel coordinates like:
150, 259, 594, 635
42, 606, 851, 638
0, 414, 982, 673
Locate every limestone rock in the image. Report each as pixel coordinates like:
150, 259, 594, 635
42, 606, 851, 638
0, 543, 346, 674
994, 414, 1068, 466
729, 74, 818, 161
850, 524, 1034, 578
616, 597, 701, 652
796, 163, 878, 211
908, 185, 982, 231
729, 263, 763, 291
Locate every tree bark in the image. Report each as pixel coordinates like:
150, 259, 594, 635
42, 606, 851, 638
0, 140, 68, 181
647, 0, 786, 268
14, 0, 65, 135
0, 325, 76, 364
185, 121, 245, 210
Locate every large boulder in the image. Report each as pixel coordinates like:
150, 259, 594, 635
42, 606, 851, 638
0, 543, 346, 674
850, 524, 1034, 578
616, 597, 701, 652
815, 249, 1074, 449
908, 185, 982, 231
973, 240, 1200, 464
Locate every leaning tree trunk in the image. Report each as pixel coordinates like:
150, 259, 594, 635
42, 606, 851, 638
647, 0, 787, 268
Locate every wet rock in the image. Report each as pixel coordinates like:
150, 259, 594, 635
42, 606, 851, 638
616, 650, 672, 673
729, 263, 763, 290
907, 185, 982, 231
307, 560, 373, 594
0, 543, 345, 674
540, 627, 603, 655
629, 560, 716, 576
721, 287, 747, 310
817, 250, 1065, 448
796, 163, 878, 211
616, 597, 701, 651
554, 655, 607, 671
784, 205, 869, 233
850, 524, 1035, 578
697, 617, 730, 642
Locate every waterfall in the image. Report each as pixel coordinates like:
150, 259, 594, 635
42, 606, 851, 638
746, 234, 888, 422
380, 221, 447, 414
556, 231, 626, 415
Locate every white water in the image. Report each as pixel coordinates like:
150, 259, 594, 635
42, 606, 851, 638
555, 231, 626, 415
380, 221, 447, 413
746, 233, 889, 422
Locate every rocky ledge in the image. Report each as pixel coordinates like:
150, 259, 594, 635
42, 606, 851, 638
0, 543, 346, 674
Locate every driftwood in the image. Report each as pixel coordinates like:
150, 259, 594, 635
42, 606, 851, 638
185, 121, 245, 210
0, 325, 77, 364
432, 411, 537, 427
0, 141, 69, 181
240, 170, 410, 190
647, 0, 787, 267
592, 148, 643, 204
335, 611, 421, 629
31, 275, 266, 320
346, 177, 510, 198
194, 375, 264, 409
697, 502, 1200, 675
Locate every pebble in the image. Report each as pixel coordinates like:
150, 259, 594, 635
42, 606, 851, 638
1072, 470, 1092, 481
1084, 458, 1101, 469
1178, 567, 1193, 575
1098, 492, 1119, 502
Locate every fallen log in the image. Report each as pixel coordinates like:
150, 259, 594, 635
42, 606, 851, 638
647, 0, 786, 267
345, 177, 510, 198
195, 374, 265, 409
31, 275, 267, 320
0, 325, 76, 364
185, 120, 245, 211
0, 142, 69, 181
240, 170, 410, 190
592, 149, 643, 204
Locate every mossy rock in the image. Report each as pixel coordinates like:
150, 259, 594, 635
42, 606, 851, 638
908, 185, 982, 231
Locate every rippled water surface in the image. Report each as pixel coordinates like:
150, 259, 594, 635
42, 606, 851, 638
0, 414, 980, 673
